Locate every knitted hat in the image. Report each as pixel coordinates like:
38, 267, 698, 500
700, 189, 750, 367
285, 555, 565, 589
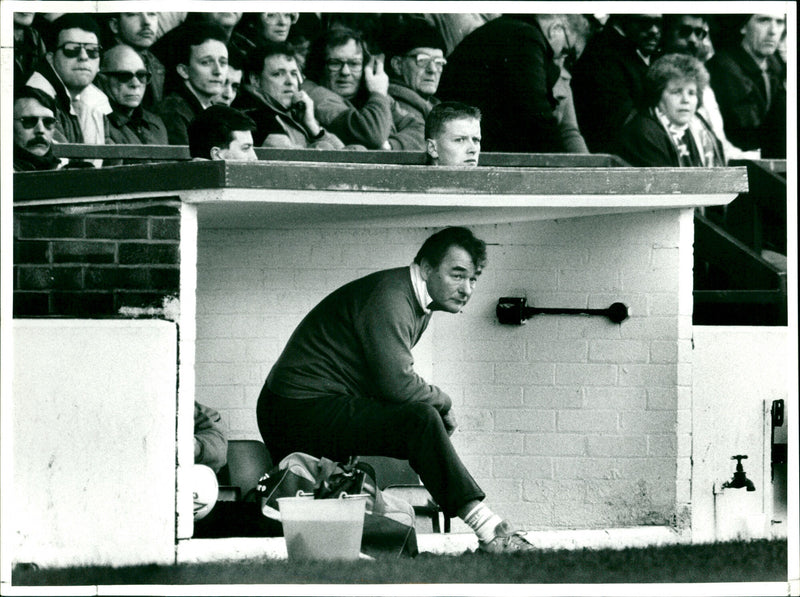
386, 20, 446, 59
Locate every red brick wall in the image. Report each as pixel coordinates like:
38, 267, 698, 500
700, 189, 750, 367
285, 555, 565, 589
13, 201, 181, 318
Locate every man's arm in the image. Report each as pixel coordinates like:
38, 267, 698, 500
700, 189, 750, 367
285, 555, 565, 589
304, 81, 393, 149
387, 101, 426, 150
194, 402, 228, 473
356, 287, 452, 413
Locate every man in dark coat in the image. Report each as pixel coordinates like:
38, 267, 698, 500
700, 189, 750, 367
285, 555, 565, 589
98, 44, 168, 163
436, 14, 564, 153
154, 23, 229, 145
706, 13, 786, 158
571, 14, 662, 154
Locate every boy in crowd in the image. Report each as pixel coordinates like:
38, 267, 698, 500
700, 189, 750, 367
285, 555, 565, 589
425, 101, 482, 167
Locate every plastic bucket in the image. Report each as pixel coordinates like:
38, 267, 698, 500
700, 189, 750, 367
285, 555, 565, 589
278, 495, 367, 561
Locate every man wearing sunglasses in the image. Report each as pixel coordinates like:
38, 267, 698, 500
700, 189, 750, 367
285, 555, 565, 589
99, 44, 168, 159
26, 13, 111, 165
385, 20, 447, 141
571, 14, 663, 154
13, 86, 63, 172
107, 12, 165, 109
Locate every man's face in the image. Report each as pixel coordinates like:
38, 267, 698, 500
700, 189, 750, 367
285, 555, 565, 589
213, 67, 243, 106
422, 246, 481, 313
214, 130, 257, 161
741, 14, 785, 59
256, 54, 301, 108
179, 39, 228, 100
323, 39, 363, 100
14, 98, 56, 157
113, 13, 158, 50
427, 117, 481, 167
102, 48, 148, 109
50, 28, 101, 94
208, 13, 242, 29
393, 47, 445, 98
259, 13, 294, 43
625, 15, 662, 56
658, 78, 698, 126
665, 16, 709, 57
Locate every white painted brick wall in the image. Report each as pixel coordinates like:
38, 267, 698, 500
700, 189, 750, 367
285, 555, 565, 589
194, 211, 687, 529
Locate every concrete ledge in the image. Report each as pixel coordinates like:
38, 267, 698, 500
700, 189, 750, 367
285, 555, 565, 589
176, 526, 686, 564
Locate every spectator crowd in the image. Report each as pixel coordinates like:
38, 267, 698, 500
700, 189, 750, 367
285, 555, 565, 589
13, 11, 787, 172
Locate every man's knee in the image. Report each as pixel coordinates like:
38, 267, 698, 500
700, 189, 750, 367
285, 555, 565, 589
399, 401, 444, 427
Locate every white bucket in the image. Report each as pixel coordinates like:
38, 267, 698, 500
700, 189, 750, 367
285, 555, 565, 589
278, 495, 367, 561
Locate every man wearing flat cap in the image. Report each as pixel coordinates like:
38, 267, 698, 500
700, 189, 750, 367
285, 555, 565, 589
385, 19, 447, 132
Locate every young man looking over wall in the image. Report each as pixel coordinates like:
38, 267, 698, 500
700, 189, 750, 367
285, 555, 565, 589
425, 101, 482, 167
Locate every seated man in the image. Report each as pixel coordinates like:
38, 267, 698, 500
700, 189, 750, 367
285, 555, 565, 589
13, 86, 63, 172
302, 27, 424, 150
571, 14, 663, 154
425, 101, 482, 167
437, 14, 564, 153
155, 23, 229, 145
26, 13, 111, 166
13, 11, 47, 88
193, 401, 228, 521
385, 20, 447, 130
99, 44, 168, 159
706, 13, 786, 158
106, 12, 165, 109
257, 226, 535, 553
233, 42, 344, 148
212, 47, 245, 107
188, 104, 258, 161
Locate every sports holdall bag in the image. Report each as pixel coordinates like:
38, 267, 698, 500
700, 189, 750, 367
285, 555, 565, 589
256, 452, 418, 557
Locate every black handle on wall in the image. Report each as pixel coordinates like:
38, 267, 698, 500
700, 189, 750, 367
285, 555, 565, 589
496, 297, 629, 325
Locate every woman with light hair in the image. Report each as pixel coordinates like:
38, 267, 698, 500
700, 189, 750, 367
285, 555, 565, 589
616, 53, 724, 167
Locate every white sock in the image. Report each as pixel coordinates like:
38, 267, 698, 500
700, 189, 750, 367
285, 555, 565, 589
462, 503, 503, 543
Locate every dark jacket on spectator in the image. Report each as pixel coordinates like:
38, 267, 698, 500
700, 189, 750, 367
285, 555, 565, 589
14, 25, 47, 90
154, 83, 205, 145
616, 108, 725, 168
436, 15, 563, 153
388, 81, 439, 131
706, 45, 786, 158
234, 85, 344, 149
139, 49, 166, 110
106, 104, 168, 163
571, 24, 651, 154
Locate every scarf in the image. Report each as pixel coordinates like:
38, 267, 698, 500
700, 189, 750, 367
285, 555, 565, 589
14, 144, 61, 171
654, 106, 701, 167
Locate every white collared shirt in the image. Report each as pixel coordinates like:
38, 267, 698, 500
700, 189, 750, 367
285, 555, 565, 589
409, 263, 433, 314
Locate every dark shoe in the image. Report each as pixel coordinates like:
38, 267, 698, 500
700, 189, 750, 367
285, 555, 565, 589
478, 520, 535, 553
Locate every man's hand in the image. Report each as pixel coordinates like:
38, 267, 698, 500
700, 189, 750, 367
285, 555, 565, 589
442, 409, 458, 436
291, 90, 321, 136
364, 54, 389, 97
